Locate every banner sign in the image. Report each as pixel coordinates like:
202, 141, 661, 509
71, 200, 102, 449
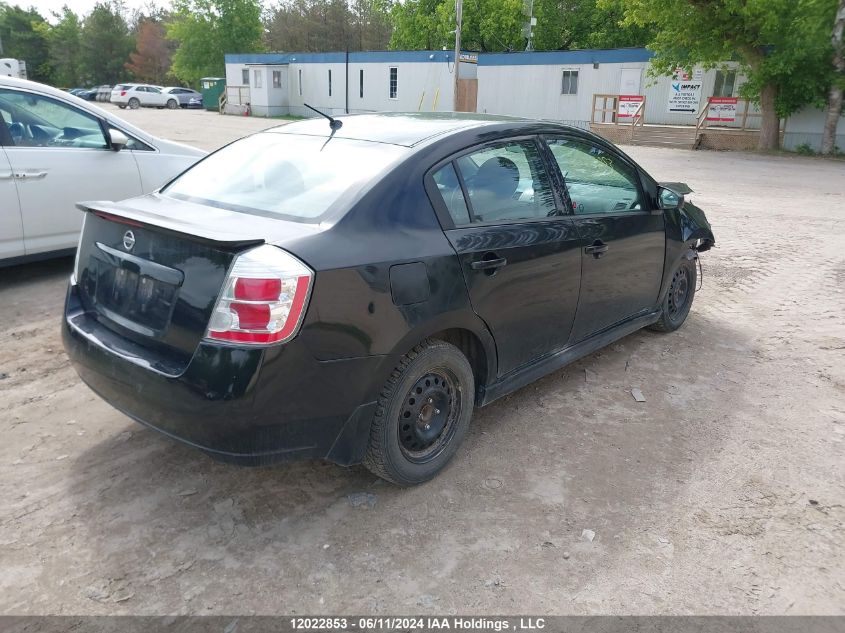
618, 95, 645, 118
668, 80, 702, 114
706, 96, 738, 122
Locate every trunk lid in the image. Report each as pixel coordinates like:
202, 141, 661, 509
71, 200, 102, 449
74, 195, 319, 368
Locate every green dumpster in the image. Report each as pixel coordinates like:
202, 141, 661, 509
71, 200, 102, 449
200, 77, 226, 111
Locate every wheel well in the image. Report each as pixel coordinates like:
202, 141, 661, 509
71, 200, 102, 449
429, 328, 488, 401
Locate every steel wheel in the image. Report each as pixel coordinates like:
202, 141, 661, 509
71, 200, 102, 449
667, 266, 690, 320
167, 99, 178, 109
398, 369, 460, 463
128, 98, 140, 109
364, 339, 475, 485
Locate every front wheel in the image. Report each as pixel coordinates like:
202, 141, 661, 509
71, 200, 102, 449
166, 99, 178, 109
650, 257, 697, 332
364, 339, 475, 486
128, 98, 140, 109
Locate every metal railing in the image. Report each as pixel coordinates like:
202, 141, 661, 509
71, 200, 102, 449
630, 100, 646, 141
591, 93, 620, 124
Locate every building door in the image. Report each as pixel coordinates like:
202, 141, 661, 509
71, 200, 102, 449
456, 79, 477, 112
619, 68, 642, 95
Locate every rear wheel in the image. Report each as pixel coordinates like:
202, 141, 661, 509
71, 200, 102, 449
118, 105, 126, 109
650, 257, 697, 332
128, 98, 140, 110
363, 339, 474, 486
166, 99, 178, 109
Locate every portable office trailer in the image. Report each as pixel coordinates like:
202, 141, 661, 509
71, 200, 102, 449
476, 48, 752, 128
224, 51, 458, 118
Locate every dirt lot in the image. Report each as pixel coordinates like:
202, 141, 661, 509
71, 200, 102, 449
1, 106, 843, 616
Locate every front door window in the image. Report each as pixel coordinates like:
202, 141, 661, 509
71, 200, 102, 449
0, 89, 107, 149
546, 137, 642, 215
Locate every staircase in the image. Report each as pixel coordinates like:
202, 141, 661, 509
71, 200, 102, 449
629, 124, 699, 150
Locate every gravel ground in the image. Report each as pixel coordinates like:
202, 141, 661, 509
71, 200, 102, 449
1, 106, 843, 616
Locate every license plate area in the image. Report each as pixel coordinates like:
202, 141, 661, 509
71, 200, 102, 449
84, 242, 184, 337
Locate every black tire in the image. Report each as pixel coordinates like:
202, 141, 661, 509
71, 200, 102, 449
650, 256, 697, 332
363, 339, 474, 486
118, 105, 126, 109
128, 98, 140, 109
166, 99, 178, 109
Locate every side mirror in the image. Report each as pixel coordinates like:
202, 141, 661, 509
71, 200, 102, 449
658, 187, 684, 210
108, 128, 128, 151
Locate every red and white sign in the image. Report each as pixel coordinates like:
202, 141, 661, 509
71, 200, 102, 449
706, 97, 738, 122
618, 94, 645, 118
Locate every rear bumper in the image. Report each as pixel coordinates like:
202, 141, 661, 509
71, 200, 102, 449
62, 283, 385, 466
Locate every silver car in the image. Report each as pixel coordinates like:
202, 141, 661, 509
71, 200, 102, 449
163, 87, 203, 109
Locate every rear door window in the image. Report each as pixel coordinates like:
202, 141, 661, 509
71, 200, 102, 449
452, 139, 557, 224
431, 163, 470, 225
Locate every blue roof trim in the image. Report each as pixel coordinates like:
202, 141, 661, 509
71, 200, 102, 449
478, 48, 654, 66
225, 50, 457, 65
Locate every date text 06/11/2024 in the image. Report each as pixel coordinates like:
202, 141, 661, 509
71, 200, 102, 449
289, 617, 547, 631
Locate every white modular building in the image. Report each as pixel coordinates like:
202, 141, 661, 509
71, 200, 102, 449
476, 48, 843, 151
476, 48, 749, 127
223, 47, 841, 151
224, 50, 472, 118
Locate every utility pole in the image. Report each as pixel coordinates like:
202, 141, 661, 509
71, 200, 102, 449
524, 0, 536, 51
453, 0, 462, 111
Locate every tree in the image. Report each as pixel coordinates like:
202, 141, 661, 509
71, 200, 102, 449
531, 0, 654, 50
390, 0, 525, 51
611, 0, 839, 150
0, 3, 51, 82
167, 0, 264, 86
265, 0, 392, 53
388, 0, 443, 50
80, 2, 135, 85
821, 0, 845, 154
125, 18, 173, 84
389, 0, 652, 52
39, 6, 83, 87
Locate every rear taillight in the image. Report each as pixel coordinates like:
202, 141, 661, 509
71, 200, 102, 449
205, 245, 313, 345
120, 90, 127, 96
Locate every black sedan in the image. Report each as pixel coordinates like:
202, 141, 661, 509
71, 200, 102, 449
63, 113, 714, 485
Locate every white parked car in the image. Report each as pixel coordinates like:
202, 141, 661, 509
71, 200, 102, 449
111, 83, 176, 110
0, 76, 206, 265
109, 83, 138, 104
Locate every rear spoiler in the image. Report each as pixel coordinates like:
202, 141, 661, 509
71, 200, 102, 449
77, 200, 266, 249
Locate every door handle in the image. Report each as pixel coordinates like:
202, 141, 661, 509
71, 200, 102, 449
584, 240, 609, 259
15, 171, 48, 180
470, 256, 508, 271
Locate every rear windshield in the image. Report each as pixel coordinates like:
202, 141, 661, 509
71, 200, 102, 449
162, 131, 408, 223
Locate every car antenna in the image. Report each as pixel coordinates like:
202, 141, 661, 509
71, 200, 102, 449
304, 103, 342, 130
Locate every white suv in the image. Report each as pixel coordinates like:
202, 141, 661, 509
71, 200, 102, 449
111, 84, 175, 110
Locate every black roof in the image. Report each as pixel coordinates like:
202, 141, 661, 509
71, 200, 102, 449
267, 112, 532, 147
